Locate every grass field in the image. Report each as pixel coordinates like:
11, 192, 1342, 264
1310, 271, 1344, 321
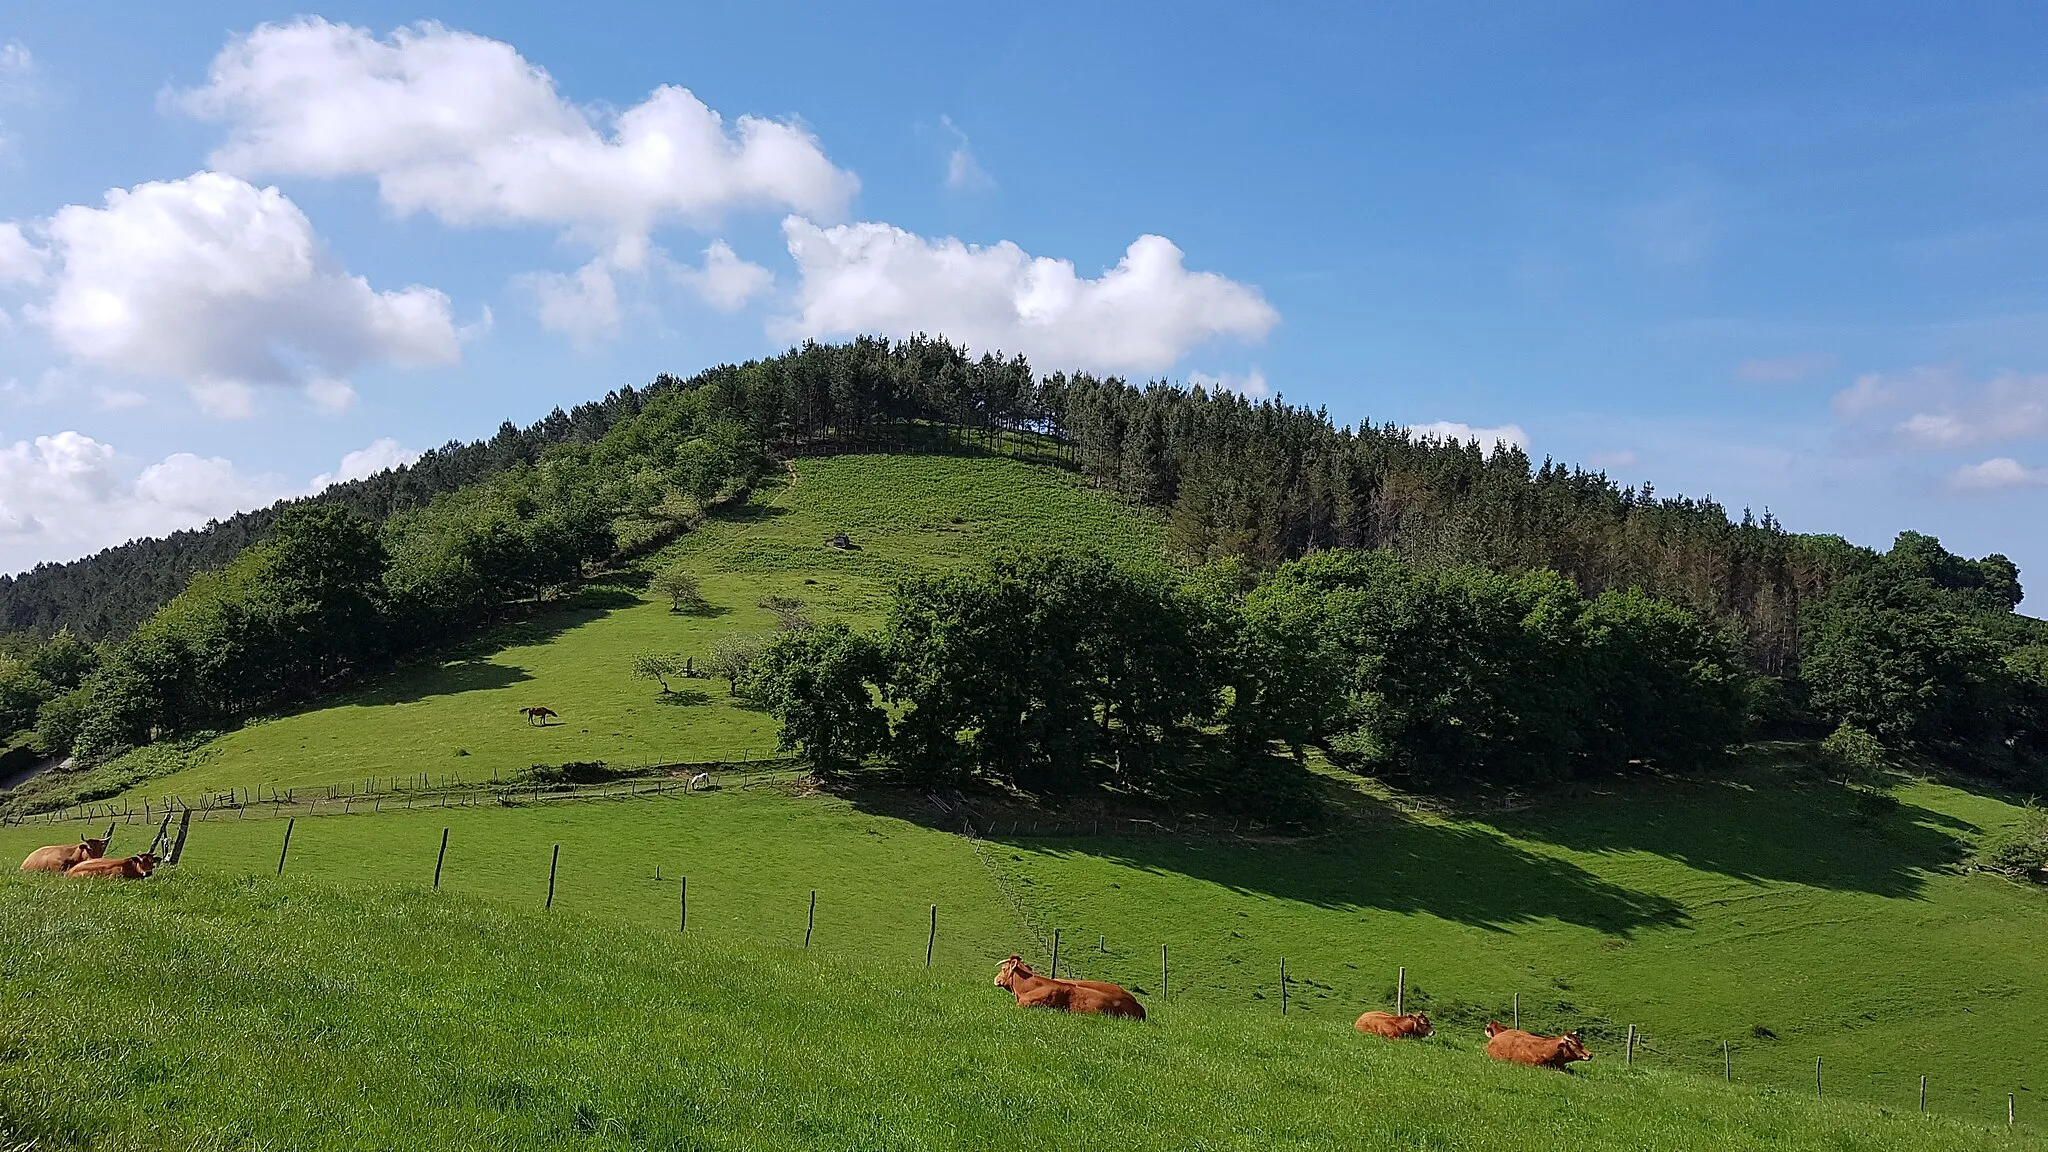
8, 449, 2048, 1146
2, 872, 2036, 1152
81, 453, 1165, 804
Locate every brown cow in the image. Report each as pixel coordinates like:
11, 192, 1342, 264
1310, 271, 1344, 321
64, 852, 159, 880
1355, 1010, 1434, 1040
20, 836, 110, 874
993, 955, 1146, 1021
1484, 1022, 1591, 1070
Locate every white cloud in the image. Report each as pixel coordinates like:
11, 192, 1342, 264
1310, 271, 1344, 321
776, 220, 1278, 374
182, 18, 857, 241
675, 240, 773, 312
305, 377, 357, 413
1947, 457, 2048, 493
1833, 366, 2048, 450
1188, 368, 1270, 399
0, 221, 43, 286
524, 256, 622, 346
188, 380, 256, 419
0, 432, 288, 569
941, 115, 993, 191
21, 171, 461, 413
1405, 421, 1530, 454
0, 432, 429, 574
310, 437, 419, 489
1736, 353, 1836, 383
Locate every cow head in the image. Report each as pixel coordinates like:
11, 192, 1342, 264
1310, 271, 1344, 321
80, 837, 110, 858
1556, 1031, 1591, 1063
1484, 1020, 1505, 1038
1410, 1013, 1434, 1038
132, 852, 160, 876
993, 955, 1035, 989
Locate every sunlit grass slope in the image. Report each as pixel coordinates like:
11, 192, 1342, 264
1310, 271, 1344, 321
6, 765, 2046, 1129
1, 872, 2034, 1152
117, 453, 1165, 800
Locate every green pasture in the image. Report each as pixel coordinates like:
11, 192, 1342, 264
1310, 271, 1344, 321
7, 761, 2046, 1130
96, 453, 1164, 803
2, 872, 2035, 1152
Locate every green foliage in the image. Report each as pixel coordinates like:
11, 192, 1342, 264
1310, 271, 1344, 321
1818, 722, 1889, 787
709, 631, 772, 694
744, 622, 888, 774
757, 594, 813, 631
1801, 531, 2045, 778
1975, 801, 2048, 878
1243, 552, 1746, 786
648, 564, 706, 613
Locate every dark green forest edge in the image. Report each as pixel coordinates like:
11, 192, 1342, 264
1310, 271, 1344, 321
1, 338, 2044, 836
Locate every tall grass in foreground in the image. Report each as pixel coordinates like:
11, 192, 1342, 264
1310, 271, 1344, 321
1, 873, 2032, 1151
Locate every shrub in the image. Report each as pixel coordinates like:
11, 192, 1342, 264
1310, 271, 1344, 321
1818, 722, 1889, 787
1975, 802, 2048, 879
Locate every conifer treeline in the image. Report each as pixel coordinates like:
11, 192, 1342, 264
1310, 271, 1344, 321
0, 336, 1926, 672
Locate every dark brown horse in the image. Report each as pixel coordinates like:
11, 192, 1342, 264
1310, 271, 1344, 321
520, 706, 558, 726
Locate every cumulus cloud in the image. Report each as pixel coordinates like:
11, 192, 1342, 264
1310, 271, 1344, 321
0, 221, 43, 286
0, 432, 287, 570
1833, 366, 2048, 450
1737, 353, 1836, 383
1405, 421, 1530, 454
0, 432, 427, 574
20, 171, 461, 413
181, 18, 856, 241
310, 437, 419, 489
776, 220, 1278, 374
940, 115, 993, 191
1188, 368, 1270, 399
1947, 457, 2048, 493
676, 240, 773, 312
304, 377, 357, 413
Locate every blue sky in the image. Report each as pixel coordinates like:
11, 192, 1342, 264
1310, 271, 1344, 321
1, 2, 2044, 605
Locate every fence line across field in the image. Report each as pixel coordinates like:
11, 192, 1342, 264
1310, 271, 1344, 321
12, 791, 2035, 1132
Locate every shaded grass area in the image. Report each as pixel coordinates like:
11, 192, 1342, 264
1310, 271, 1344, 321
1, 873, 2033, 1152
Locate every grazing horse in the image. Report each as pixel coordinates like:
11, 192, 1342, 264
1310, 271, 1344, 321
520, 706, 558, 726
993, 955, 1146, 1020
1355, 1010, 1434, 1040
1484, 1022, 1592, 1070
65, 852, 159, 880
21, 837, 110, 873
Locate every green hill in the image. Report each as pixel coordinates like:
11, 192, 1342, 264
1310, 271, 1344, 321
1, 871, 2035, 1152
7, 450, 2048, 1147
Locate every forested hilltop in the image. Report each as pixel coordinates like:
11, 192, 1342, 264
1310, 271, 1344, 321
1, 337, 2043, 797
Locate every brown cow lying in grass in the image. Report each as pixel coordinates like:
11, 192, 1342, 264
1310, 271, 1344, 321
20, 837, 109, 873
993, 955, 1146, 1020
1355, 1010, 1434, 1039
64, 852, 159, 880
1484, 1021, 1591, 1070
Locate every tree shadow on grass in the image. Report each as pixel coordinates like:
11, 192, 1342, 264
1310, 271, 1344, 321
340, 587, 642, 709
654, 689, 712, 707
1486, 775, 1968, 899
842, 779, 1685, 937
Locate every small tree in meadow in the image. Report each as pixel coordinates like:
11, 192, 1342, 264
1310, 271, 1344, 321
649, 564, 708, 613
758, 594, 813, 631
631, 652, 690, 693
1819, 721, 1889, 787
708, 632, 770, 695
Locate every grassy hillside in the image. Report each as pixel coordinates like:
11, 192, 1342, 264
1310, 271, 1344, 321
87, 453, 1164, 802
8, 450, 2048, 1144
1, 872, 2034, 1152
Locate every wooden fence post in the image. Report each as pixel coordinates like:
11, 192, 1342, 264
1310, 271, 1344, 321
680, 877, 687, 931
1161, 945, 1169, 1001
1280, 958, 1288, 1015
1050, 929, 1060, 978
167, 809, 192, 865
1724, 1041, 1731, 1082
276, 818, 294, 875
1396, 966, 1406, 1016
926, 905, 937, 968
1920, 1075, 1926, 1112
1816, 1057, 1823, 1096
805, 890, 816, 948
545, 844, 560, 910
1513, 992, 1520, 1030
1626, 1024, 1637, 1066
434, 828, 449, 889
2011, 1094, 2016, 1128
